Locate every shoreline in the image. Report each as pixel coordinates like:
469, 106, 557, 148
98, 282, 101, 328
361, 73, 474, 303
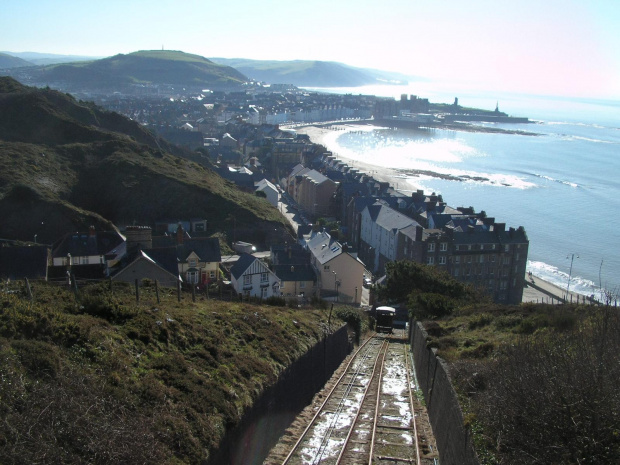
294, 123, 601, 305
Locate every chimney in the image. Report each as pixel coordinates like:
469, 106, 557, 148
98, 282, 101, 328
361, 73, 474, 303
176, 223, 184, 244
494, 223, 506, 233
89, 225, 96, 237
125, 226, 153, 252
416, 225, 423, 242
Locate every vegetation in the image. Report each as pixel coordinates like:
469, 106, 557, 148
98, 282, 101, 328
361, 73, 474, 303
378, 260, 620, 463
0, 281, 344, 463
443, 306, 620, 464
0, 77, 290, 246
376, 260, 483, 319
37, 50, 247, 89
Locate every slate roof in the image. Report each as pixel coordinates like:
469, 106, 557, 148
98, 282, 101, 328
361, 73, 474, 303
177, 238, 221, 263
142, 247, 180, 277
273, 264, 317, 282
0, 246, 49, 280
52, 231, 124, 259
230, 253, 261, 280
369, 202, 420, 232
307, 231, 343, 265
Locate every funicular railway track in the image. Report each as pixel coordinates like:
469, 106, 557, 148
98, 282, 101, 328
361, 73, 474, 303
277, 330, 437, 465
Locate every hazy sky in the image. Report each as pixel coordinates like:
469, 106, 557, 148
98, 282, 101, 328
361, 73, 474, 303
2, 0, 619, 99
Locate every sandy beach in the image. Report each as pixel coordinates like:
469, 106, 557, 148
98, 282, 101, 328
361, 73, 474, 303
294, 124, 406, 188
294, 124, 595, 305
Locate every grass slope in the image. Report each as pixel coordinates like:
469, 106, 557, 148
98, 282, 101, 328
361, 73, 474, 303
0, 52, 33, 69
0, 77, 287, 244
210, 58, 382, 87
39, 50, 247, 89
0, 281, 342, 463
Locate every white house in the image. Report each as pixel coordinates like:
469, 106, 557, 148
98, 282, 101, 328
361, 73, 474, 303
307, 231, 368, 304
230, 253, 280, 299
254, 178, 279, 208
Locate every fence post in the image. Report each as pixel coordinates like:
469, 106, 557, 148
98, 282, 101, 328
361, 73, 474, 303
24, 277, 33, 301
155, 280, 160, 304
135, 279, 140, 303
191, 284, 196, 302
177, 281, 182, 303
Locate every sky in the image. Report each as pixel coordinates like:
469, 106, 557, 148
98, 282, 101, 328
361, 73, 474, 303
2, 0, 619, 99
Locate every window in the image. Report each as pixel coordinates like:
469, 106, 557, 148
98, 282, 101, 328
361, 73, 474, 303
467, 256, 472, 263
324, 265, 330, 271
479, 255, 484, 263
427, 257, 435, 265
439, 256, 446, 265
504, 245, 510, 252
503, 257, 511, 265
187, 271, 198, 284
440, 242, 448, 252
243, 274, 251, 285
261, 287, 268, 299
280, 282, 286, 289
455, 256, 460, 264
427, 243, 435, 252
453, 269, 459, 277
209, 270, 215, 279
490, 255, 496, 263
189, 258, 197, 267
261, 272, 268, 283
299, 281, 306, 288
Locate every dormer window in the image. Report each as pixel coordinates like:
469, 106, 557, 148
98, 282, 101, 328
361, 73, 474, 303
189, 258, 197, 267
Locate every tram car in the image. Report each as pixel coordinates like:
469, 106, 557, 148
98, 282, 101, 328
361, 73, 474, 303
375, 306, 396, 334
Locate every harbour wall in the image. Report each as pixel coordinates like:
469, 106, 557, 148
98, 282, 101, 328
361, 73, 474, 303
207, 323, 354, 465
410, 321, 479, 465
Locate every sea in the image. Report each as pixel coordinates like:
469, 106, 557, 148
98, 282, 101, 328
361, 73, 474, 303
304, 84, 620, 300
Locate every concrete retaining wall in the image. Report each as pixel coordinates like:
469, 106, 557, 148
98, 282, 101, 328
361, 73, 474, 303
207, 323, 353, 465
410, 321, 479, 465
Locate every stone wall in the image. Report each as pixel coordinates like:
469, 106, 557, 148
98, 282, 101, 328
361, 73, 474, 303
207, 323, 353, 465
410, 321, 479, 465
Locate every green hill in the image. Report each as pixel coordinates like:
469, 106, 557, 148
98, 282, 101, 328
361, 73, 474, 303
209, 57, 411, 87
37, 50, 248, 90
0, 52, 33, 69
0, 77, 287, 245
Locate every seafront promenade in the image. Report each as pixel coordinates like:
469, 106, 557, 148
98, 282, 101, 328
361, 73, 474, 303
522, 274, 592, 304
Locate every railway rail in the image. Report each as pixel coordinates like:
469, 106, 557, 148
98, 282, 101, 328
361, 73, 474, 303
273, 330, 438, 465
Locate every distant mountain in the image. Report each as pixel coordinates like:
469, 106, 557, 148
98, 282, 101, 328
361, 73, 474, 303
33, 50, 248, 90
0, 52, 33, 69
0, 77, 286, 244
209, 58, 413, 87
1, 51, 103, 66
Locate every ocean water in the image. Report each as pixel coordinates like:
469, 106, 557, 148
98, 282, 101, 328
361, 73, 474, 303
308, 85, 620, 299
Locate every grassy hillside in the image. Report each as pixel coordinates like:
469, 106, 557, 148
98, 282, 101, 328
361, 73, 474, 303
377, 260, 620, 463
210, 58, 398, 87
0, 52, 33, 69
0, 77, 288, 244
38, 50, 247, 90
0, 280, 345, 463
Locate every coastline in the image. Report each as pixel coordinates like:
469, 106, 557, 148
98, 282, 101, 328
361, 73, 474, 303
294, 123, 596, 305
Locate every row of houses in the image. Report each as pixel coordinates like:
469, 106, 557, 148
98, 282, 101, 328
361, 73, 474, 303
293, 153, 531, 305
1, 220, 367, 304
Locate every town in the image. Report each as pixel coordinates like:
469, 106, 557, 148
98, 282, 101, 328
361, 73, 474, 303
0, 83, 529, 307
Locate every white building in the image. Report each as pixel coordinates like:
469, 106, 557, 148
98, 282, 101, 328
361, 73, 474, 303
307, 231, 368, 304
254, 178, 279, 208
230, 253, 280, 299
